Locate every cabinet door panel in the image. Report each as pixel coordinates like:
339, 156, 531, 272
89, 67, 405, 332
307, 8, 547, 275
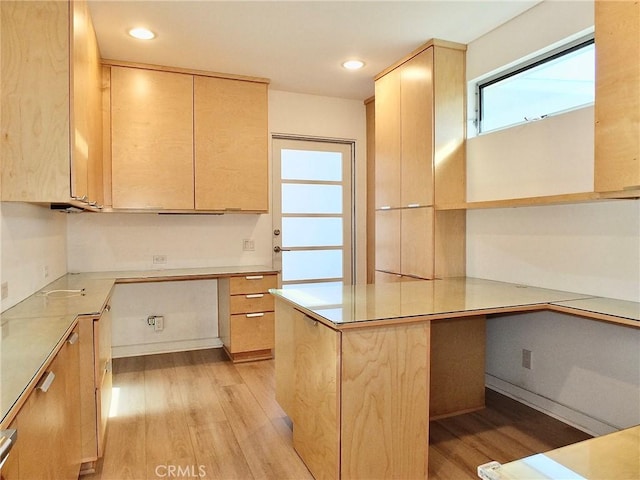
17, 329, 81, 480
194, 76, 268, 211
293, 314, 340, 480
229, 312, 274, 352
375, 68, 402, 209
375, 209, 401, 274
594, 1, 640, 192
401, 49, 434, 208
401, 206, 434, 279
111, 67, 194, 209
1, 1, 71, 202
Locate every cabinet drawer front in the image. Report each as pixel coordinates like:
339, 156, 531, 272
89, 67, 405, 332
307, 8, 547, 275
230, 274, 277, 294
229, 312, 274, 353
230, 293, 274, 314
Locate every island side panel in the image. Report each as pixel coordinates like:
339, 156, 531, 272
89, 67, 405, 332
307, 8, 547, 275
341, 322, 430, 480
292, 312, 341, 480
274, 299, 295, 417
429, 315, 486, 419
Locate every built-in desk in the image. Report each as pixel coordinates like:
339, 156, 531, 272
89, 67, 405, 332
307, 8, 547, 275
478, 425, 640, 480
0, 265, 275, 430
270, 277, 639, 480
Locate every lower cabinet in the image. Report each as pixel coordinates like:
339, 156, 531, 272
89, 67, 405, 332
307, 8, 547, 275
9, 325, 82, 480
0, 421, 19, 480
218, 274, 277, 362
78, 303, 113, 473
275, 300, 431, 480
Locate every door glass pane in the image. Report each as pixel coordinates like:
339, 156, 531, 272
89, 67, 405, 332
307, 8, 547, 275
283, 281, 344, 293
282, 217, 343, 247
282, 184, 342, 214
282, 149, 342, 181
282, 250, 343, 281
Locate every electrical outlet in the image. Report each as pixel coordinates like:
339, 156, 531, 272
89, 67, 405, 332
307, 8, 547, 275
154, 316, 164, 332
43, 265, 49, 279
1, 282, 8, 300
153, 255, 167, 265
242, 239, 255, 251
522, 349, 532, 369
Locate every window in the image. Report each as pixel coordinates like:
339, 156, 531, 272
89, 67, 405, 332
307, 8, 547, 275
476, 36, 594, 134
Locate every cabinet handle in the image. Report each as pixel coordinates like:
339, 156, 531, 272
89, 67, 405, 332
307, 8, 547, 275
245, 275, 263, 280
37, 371, 56, 393
245, 294, 264, 299
0, 429, 17, 468
67, 331, 79, 345
407, 203, 421, 208
246, 313, 265, 318
379, 205, 392, 210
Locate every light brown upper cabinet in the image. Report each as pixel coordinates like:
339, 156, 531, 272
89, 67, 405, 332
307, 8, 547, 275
594, 0, 640, 192
373, 40, 466, 280
375, 67, 402, 209
107, 63, 269, 212
1, 0, 102, 207
110, 67, 195, 210
195, 77, 268, 212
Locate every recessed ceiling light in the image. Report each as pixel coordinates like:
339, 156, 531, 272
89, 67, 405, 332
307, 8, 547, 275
342, 59, 365, 70
128, 27, 155, 40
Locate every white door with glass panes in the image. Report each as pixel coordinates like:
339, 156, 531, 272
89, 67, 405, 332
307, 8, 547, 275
272, 137, 353, 291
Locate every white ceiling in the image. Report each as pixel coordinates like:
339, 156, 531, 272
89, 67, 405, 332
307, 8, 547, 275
88, 0, 542, 100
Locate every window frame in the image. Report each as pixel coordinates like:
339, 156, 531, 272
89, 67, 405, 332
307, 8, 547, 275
475, 34, 595, 135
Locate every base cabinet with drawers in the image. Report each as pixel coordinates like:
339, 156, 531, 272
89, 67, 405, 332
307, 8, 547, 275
218, 273, 277, 362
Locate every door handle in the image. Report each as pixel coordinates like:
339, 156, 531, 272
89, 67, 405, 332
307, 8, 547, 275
273, 246, 291, 253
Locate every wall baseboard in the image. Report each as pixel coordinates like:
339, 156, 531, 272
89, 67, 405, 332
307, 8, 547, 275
112, 337, 224, 359
485, 374, 618, 437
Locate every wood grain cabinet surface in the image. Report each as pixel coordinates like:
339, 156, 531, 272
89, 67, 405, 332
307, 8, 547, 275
275, 300, 433, 480
78, 304, 113, 474
218, 274, 277, 362
594, 0, 640, 192
107, 63, 269, 212
10, 326, 82, 480
110, 67, 195, 210
373, 40, 466, 281
0, 0, 103, 207
194, 76, 269, 212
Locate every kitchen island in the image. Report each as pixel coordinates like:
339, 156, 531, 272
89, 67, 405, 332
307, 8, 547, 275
270, 277, 639, 480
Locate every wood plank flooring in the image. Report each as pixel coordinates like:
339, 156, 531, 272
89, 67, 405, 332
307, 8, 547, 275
85, 349, 591, 480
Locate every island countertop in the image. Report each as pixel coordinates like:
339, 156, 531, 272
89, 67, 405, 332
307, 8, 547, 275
270, 277, 640, 329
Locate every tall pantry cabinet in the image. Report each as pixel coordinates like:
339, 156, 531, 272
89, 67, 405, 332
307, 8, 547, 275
374, 40, 466, 281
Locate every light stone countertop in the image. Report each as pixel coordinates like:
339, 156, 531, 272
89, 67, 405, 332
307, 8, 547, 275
270, 277, 640, 328
0, 265, 275, 428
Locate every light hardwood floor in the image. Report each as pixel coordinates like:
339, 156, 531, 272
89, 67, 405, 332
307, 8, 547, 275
85, 349, 591, 480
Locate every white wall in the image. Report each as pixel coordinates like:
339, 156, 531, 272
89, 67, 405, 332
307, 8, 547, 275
1, 203, 68, 311
466, 0, 640, 434
65, 89, 367, 356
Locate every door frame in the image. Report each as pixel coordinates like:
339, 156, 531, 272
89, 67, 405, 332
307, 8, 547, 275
271, 134, 356, 286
